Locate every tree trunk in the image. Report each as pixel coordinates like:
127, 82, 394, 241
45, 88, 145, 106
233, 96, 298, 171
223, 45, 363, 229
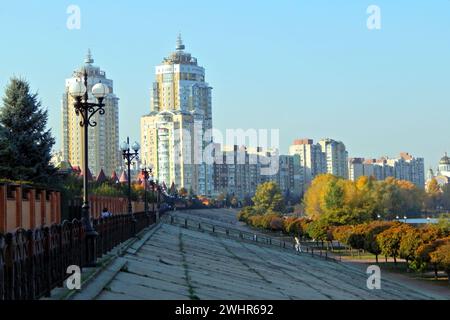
375, 254, 378, 264
434, 264, 438, 280
393, 256, 397, 265
385, 256, 388, 263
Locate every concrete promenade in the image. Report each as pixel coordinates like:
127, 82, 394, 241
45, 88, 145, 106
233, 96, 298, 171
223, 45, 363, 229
67, 209, 448, 300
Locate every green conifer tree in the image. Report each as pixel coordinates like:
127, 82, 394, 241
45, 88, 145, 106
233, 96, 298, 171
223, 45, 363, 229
0, 77, 55, 183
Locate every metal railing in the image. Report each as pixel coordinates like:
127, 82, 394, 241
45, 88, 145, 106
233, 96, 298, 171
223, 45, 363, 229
0, 210, 157, 300
166, 214, 336, 261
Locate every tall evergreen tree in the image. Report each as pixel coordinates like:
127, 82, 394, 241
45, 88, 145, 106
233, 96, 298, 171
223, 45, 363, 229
0, 77, 55, 183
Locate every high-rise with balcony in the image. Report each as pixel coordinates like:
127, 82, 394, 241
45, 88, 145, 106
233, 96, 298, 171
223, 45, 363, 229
348, 153, 425, 188
61, 50, 120, 177
319, 138, 349, 178
141, 35, 213, 195
289, 139, 326, 186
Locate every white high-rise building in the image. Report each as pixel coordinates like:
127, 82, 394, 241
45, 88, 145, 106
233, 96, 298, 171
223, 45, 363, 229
141, 35, 213, 195
348, 158, 365, 181
319, 138, 348, 178
289, 139, 326, 186
61, 50, 120, 177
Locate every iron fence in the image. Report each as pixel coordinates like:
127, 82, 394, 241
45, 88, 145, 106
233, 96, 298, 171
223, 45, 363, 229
167, 214, 335, 261
0, 210, 156, 300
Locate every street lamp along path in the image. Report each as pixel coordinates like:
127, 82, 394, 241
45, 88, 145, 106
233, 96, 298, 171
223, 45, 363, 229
68, 65, 109, 267
121, 137, 140, 231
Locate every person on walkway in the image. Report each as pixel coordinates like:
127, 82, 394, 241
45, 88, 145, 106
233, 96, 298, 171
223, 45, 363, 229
295, 236, 302, 253
101, 207, 112, 218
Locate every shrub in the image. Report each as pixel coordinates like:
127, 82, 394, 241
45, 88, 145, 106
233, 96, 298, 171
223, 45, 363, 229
269, 216, 284, 231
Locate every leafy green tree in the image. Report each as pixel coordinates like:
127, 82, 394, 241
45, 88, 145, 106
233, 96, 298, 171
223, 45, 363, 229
430, 243, 450, 283
252, 181, 285, 213
0, 77, 55, 182
303, 174, 337, 219
407, 226, 444, 272
364, 221, 395, 263
347, 225, 366, 251
414, 237, 450, 276
237, 206, 255, 222
377, 224, 414, 264
425, 178, 442, 210
399, 228, 423, 268
436, 213, 450, 236
332, 225, 353, 245
324, 180, 345, 209
306, 219, 330, 243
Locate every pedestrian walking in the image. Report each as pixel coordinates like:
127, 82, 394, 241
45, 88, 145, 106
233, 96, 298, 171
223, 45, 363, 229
295, 236, 302, 253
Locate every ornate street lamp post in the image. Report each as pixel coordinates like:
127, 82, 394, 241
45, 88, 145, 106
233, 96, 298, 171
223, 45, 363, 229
121, 137, 140, 215
69, 67, 109, 266
149, 175, 157, 214
141, 164, 152, 215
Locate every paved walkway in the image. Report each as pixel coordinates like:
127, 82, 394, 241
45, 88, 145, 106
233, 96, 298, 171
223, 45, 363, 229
82, 210, 448, 300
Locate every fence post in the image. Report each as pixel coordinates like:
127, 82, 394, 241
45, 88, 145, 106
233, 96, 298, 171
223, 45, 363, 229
0, 185, 7, 234
15, 186, 23, 230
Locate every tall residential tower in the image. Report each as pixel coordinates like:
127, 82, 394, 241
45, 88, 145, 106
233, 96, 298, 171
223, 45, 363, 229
61, 50, 120, 176
141, 36, 213, 195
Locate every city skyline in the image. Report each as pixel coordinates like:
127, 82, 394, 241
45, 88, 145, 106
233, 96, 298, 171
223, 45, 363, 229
0, 1, 449, 171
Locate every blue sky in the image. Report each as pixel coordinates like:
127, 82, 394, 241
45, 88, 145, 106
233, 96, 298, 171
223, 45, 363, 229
0, 0, 449, 170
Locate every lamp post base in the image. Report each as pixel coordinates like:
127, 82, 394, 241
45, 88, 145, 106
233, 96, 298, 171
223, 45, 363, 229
82, 204, 98, 267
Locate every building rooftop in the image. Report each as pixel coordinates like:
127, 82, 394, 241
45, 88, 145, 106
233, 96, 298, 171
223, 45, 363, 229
292, 138, 313, 145
162, 34, 198, 66
440, 152, 450, 165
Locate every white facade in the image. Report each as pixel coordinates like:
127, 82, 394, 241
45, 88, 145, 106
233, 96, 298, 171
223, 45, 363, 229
437, 153, 450, 177
141, 36, 213, 195
289, 139, 326, 186
351, 153, 425, 188
319, 138, 348, 178
348, 158, 365, 181
426, 153, 450, 188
